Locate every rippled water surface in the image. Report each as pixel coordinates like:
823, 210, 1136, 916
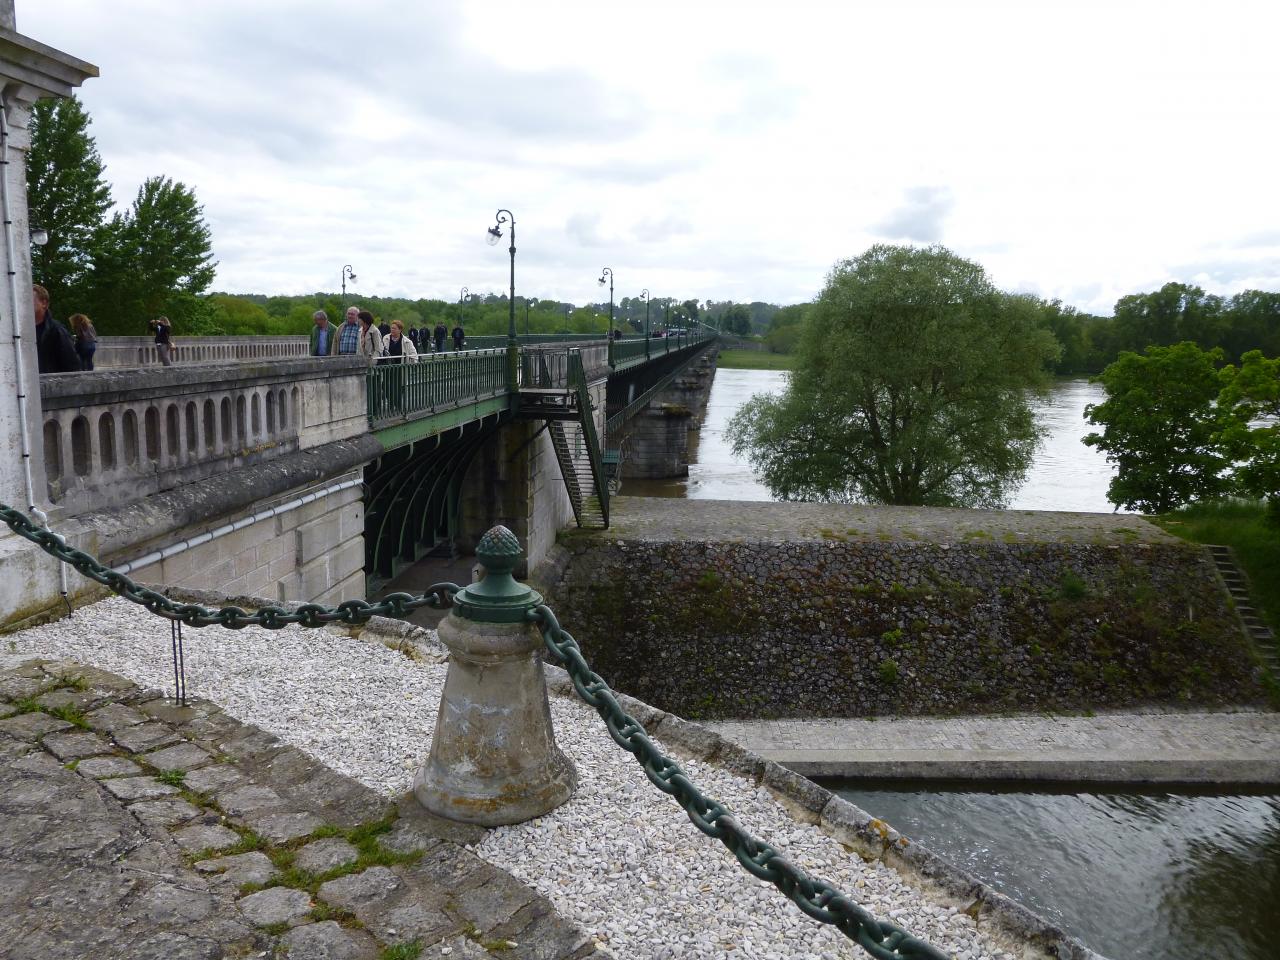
625, 370, 1118, 512
828, 784, 1280, 960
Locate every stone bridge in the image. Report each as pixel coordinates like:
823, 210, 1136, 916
2, 332, 718, 628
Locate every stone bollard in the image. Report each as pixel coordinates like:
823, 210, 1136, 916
413, 526, 577, 825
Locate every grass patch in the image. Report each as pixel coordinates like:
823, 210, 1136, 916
46, 704, 89, 728
716, 348, 795, 370
156, 768, 187, 787
11, 697, 40, 715
1153, 499, 1280, 634
308, 901, 362, 928
379, 942, 423, 960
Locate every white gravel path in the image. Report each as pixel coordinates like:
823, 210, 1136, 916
10, 597, 1026, 960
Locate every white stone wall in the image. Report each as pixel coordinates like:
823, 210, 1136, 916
126, 471, 365, 605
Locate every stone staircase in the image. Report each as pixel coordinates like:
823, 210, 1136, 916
1208, 544, 1279, 676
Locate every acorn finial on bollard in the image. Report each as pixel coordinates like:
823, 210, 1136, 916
413, 526, 577, 825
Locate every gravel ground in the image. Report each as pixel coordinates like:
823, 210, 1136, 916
11, 597, 1025, 960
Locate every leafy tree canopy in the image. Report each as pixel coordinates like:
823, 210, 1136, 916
26, 96, 112, 308
729, 244, 1059, 507
1084, 342, 1237, 513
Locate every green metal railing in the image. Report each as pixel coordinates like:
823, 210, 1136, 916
367, 349, 507, 422
568, 350, 609, 527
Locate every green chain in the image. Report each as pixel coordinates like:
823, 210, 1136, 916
0, 504, 457, 628
529, 603, 950, 960
2, 501, 948, 959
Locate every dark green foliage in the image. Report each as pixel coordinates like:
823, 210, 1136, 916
1217, 351, 1280, 512
26, 96, 112, 310
1085, 342, 1236, 513
729, 245, 1060, 507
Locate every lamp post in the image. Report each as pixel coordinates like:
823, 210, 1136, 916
598, 267, 614, 338
664, 299, 671, 335
459, 285, 469, 321
564, 304, 570, 330
525, 297, 537, 337
341, 264, 357, 305
487, 209, 517, 387
640, 289, 650, 357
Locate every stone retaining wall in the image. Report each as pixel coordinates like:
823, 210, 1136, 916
542, 531, 1267, 719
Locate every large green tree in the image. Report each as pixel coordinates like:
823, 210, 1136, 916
89, 176, 218, 333
1217, 350, 1280, 520
1084, 342, 1236, 513
729, 245, 1059, 506
26, 96, 112, 309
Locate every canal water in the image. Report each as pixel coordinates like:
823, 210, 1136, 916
625, 369, 1119, 512
829, 782, 1280, 960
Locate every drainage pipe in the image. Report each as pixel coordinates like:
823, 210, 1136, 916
0, 92, 69, 606
113, 476, 364, 576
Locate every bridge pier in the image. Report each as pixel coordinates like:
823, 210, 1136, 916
620, 350, 717, 480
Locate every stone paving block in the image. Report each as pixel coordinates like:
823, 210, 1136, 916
128, 930, 224, 960
260, 746, 322, 785
130, 797, 204, 829
112, 721, 182, 753
84, 702, 148, 732
0, 674, 46, 701
294, 837, 359, 875
279, 767, 390, 827
316, 866, 402, 915
652, 714, 726, 761
100, 775, 181, 803
182, 710, 243, 745
0, 711, 74, 740
194, 851, 276, 888
137, 881, 215, 925
75, 755, 143, 778
237, 886, 313, 927
407, 842, 495, 893
138, 698, 216, 726
454, 871, 539, 934
217, 727, 284, 762
52, 665, 137, 695
34, 687, 113, 714
492, 898, 595, 960
144, 741, 214, 771
280, 920, 380, 960
391, 796, 486, 848
173, 823, 242, 854
41, 729, 112, 761
217, 782, 286, 817
0, 702, 15, 719
183, 763, 246, 795
243, 809, 326, 844
361, 900, 459, 947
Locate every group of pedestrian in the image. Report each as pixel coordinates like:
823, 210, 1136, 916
310, 308, 466, 361
32, 283, 176, 374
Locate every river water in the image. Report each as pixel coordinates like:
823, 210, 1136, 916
625, 369, 1119, 512
830, 783, 1280, 960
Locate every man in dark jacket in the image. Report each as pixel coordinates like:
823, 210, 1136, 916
451, 323, 465, 351
433, 321, 447, 353
32, 284, 79, 374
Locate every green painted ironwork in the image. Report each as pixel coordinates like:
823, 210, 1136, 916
605, 341, 717, 437
0, 502, 948, 960
367, 349, 507, 424
451, 525, 543, 623
568, 350, 609, 527
372, 394, 511, 451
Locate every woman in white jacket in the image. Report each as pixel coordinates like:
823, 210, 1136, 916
381, 320, 418, 363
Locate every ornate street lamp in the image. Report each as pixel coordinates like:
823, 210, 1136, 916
598, 267, 614, 337
524, 297, 538, 337
487, 209, 517, 386
30, 225, 49, 247
639, 289, 650, 339
459, 285, 469, 323
341, 264, 357, 304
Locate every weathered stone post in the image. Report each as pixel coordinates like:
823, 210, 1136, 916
413, 525, 577, 825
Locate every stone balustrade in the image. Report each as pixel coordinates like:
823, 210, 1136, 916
92, 336, 309, 368
38, 358, 368, 516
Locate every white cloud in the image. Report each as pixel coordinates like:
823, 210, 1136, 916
21, 0, 1280, 314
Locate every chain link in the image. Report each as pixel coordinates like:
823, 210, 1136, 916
2, 501, 947, 958
530, 603, 950, 960
0, 504, 458, 627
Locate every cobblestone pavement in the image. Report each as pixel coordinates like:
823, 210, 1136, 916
602, 497, 1173, 545
0, 658, 597, 960
708, 710, 1280, 783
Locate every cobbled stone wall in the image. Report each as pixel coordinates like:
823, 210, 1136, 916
543, 532, 1267, 719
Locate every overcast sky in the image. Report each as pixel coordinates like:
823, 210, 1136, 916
24, 0, 1280, 315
